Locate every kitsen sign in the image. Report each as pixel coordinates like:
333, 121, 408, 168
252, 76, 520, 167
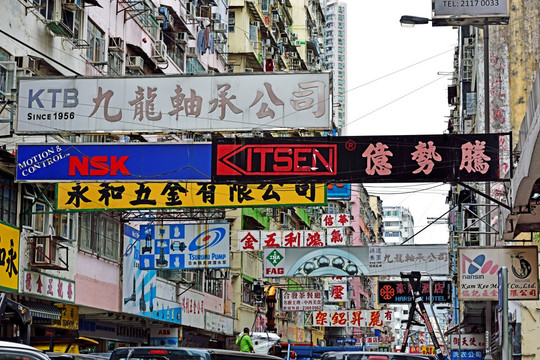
16, 73, 331, 134
212, 134, 506, 184
16, 143, 211, 182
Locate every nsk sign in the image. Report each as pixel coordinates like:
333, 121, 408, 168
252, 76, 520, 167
16, 143, 212, 182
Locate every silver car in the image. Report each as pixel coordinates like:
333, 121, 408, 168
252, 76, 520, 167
0, 340, 52, 360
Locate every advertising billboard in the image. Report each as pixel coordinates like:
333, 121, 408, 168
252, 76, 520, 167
432, 0, 509, 26
377, 280, 452, 304
263, 245, 449, 278
16, 143, 211, 182
139, 223, 230, 270
458, 246, 538, 300
56, 182, 326, 211
122, 225, 182, 324
212, 134, 504, 184
16, 73, 331, 134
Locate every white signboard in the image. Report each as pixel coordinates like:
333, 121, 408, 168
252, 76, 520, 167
282, 290, 323, 311
448, 334, 486, 350
312, 309, 394, 327
21, 270, 75, 303
16, 73, 331, 134
263, 245, 449, 278
368, 245, 449, 276
433, 0, 508, 18
328, 284, 348, 302
205, 311, 234, 335
458, 246, 538, 300
238, 229, 336, 251
321, 213, 351, 228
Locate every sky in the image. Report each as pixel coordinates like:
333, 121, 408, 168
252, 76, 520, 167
342, 0, 458, 244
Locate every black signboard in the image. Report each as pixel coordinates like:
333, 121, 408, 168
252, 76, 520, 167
212, 134, 505, 184
377, 280, 452, 304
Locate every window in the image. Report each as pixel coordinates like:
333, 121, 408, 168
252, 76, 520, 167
186, 57, 205, 74
205, 277, 223, 297
108, 51, 123, 75
242, 278, 254, 305
53, 213, 78, 241
34, 0, 54, 20
228, 11, 235, 32
62, 8, 82, 38
79, 212, 120, 261
260, 0, 270, 13
86, 20, 105, 63
0, 176, 17, 226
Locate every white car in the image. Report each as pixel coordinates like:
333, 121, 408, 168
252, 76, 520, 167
0, 340, 52, 360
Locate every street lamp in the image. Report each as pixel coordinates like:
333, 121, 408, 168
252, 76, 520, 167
399, 15, 430, 26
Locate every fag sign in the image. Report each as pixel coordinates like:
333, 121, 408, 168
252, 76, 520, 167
378, 280, 452, 304
212, 134, 506, 183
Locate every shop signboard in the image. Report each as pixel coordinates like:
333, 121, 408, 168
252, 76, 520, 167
312, 309, 393, 327
139, 223, 230, 270
22, 270, 75, 303
458, 246, 538, 300
282, 290, 323, 311
0, 222, 20, 291
378, 280, 452, 304
205, 311, 234, 336
16, 73, 331, 134
212, 134, 505, 184
263, 245, 449, 278
56, 182, 326, 211
16, 143, 211, 182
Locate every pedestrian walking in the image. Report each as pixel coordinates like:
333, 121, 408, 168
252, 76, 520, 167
236, 327, 254, 353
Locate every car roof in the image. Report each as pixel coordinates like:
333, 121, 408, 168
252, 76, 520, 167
322, 352, 434, 359
0, 340, 46, 351
111, 347, 281, 359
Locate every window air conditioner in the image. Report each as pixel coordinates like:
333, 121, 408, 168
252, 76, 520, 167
108, 37, 124, 52
213, 23, 227, 33
126, 56, 144, 71
153, 40, 167, 62
176, 32, 189, 43
210, 13, 220, 22
186, 46, 197, 58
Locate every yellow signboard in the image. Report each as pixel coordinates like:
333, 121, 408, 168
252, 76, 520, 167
57, 183, 326, 211
53, 304, 79, 330
0, 222, 20, 291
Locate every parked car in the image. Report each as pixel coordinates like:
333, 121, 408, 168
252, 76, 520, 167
321, 351, 438, 360
46, 353, 109, 360
0, 340, 52, 360
109, 347, 283, 360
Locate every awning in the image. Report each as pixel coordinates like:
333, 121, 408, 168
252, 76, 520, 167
24, 302, 62, 320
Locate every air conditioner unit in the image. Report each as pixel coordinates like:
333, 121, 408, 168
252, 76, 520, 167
63, 0, 82, 11
186, 46, 197, 57
108, 37, 124, 52
176, 32, 189, 43
33, 235, 53, 264
15, 56, 37, 73
126, 56, 144, 71
250, 21, 260, 28
183, 271, 197, 284
154, 9, 166, 21
265, 38, 271, 47
272, 14, 279, 22
29, 235, 69, 270
213, 23, 227, 33
210, 12, 220, 22
153, 40, 167, 62
464, 37, 474, 46
286, 51, 297, 58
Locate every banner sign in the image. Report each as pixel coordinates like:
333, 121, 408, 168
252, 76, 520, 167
56, 182, 326, 211
282, 290, 323, 311
263, 245, 449, 277
139, 223, 230, 270
205, 311, 234, 335
0, 222, 20, 292
312, 309, 394, 327
377, 280, 452, 304
433, 0, 508, 26
212, 134, 504, 183
328, 284, 349, 302
122, 225, 182, 324
22, 270, 75, 303
237, 229, 345, 251
16, 73, 331, 134
321, 213, 351, 228
458, 246, 538, 300
368, 245, 449, 276
448, 334, 485, 350
16, 143, 211, 182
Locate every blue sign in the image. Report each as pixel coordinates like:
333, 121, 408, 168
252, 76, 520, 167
327, 183, 351, 199
16, 143, 211, 182
139, 223, 230, 270
450, 350, 483, 360
122, 225, 182, 324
